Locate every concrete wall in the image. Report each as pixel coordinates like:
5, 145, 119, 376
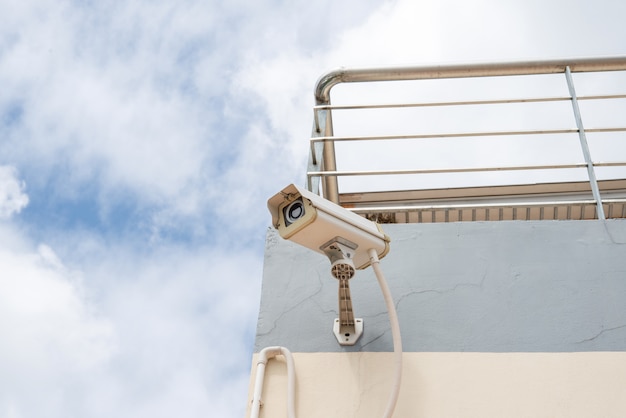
248, 219, 626, 417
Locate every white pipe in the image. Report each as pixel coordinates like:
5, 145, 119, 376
368, 248, 403, 418
250, 257, 400, 418
250, 346, 296, 418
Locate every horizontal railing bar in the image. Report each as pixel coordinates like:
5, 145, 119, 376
594, 162, 626, 168
315, 97, 571, 111
310, 127, 626, 143
308, 163, 589, 177
315, 56, 626, 104
586, 128, 626, 134
349, 200, 601, 213
313, 94, 626, 112
348, 198, 626, 214
578, 94, 626, 101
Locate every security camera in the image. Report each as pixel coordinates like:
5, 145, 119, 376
267, 184, 390, 271
268, 184, 391, 345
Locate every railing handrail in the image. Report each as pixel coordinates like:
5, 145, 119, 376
314, 56, 626, 104
307, 56, 626, 221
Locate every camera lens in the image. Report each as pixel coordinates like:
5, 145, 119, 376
284, 198, 305, 225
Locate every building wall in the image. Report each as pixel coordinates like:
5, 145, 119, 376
247, 219, 626, 417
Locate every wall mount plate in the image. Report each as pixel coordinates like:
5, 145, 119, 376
333, 318, 363, 346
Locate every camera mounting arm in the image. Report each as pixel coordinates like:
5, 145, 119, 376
321, 238, 363, 345
334, 277, 363, 345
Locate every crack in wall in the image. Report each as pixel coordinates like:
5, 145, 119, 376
256, 268, 325, 338
360, 328, 388, 350
574, 324, 626, 345
396, 269, 489, 310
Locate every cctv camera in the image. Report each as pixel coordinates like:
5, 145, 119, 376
268, 184, 391, 346
267, 184, 390, 271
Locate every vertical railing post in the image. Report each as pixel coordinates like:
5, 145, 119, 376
321, 109, 340, 203
307, 108, 325, 194
308, 107, 339, 202
565, 66, 605, 220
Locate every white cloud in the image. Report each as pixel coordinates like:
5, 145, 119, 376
0, 166, 28, 219
1, 8, 207, 200
0, 222, 261, 418
69, 239, 262, 418
0, 1, 248, 230
0, 227, 116, 417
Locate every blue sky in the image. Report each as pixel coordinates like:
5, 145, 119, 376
1, 1, 626, 417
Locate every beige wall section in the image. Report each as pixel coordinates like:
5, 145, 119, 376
246, 352, 626, 418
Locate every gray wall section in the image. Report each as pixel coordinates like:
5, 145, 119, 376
255, 220, 626, 353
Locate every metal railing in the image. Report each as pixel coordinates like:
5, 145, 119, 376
306, 56, 626, 222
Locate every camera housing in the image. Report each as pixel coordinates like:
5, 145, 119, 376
268, 184, 391, 345
267, 184, 390, 270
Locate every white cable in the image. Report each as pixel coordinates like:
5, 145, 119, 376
250, 255, 400, 418
250, 346, 297, 418
368, 248, 403, 418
